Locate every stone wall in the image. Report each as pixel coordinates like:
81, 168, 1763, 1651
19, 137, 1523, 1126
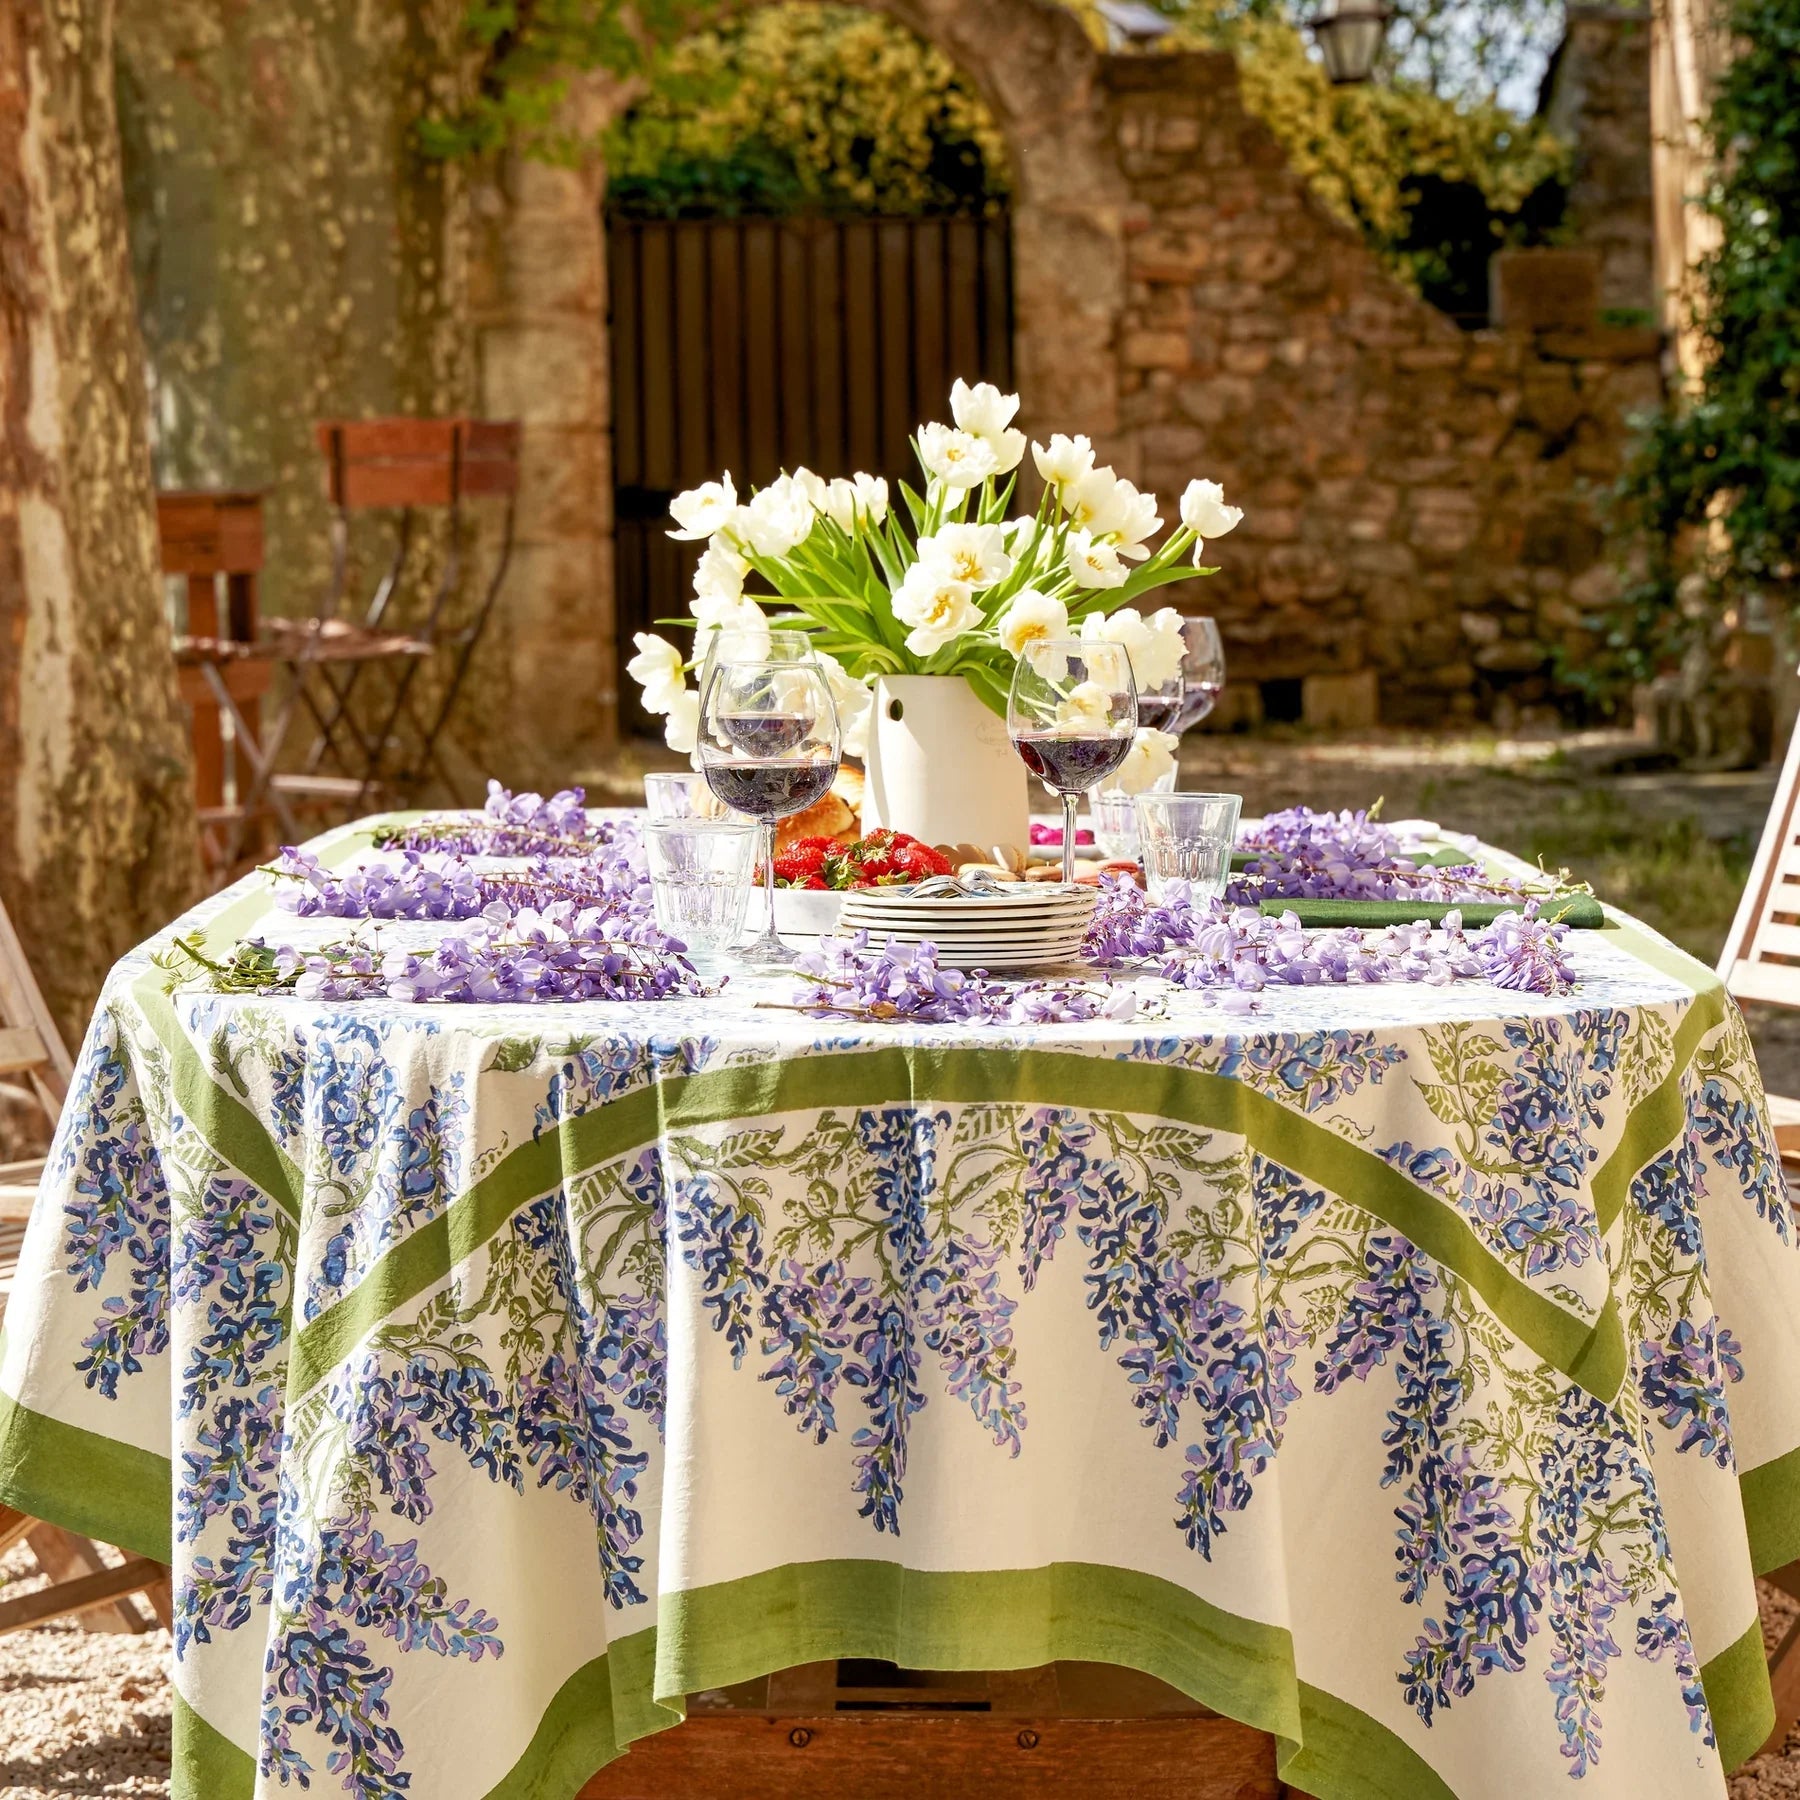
116, 2, 1664, 782
1102, 52, 1661, 729
1544, 4, 1657, 319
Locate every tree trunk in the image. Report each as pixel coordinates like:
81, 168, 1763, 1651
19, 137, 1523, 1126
0, 0, 197, 1049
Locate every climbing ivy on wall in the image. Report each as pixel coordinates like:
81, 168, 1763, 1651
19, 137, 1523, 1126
1587, 0, 1800, 696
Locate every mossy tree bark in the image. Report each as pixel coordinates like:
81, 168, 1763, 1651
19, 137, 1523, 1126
0, 0, 197, 1047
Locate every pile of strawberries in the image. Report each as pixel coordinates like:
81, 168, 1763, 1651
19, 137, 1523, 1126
772, 829, 954, 890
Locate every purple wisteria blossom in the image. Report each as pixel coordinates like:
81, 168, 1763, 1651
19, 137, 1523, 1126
268, 846, 654, 922
370, 782, 628, 857
794, 933, 1138, 1026
249, 902, 710, 1006
1230, 805, 1536, 906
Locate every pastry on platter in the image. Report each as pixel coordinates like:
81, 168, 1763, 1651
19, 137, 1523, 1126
774, 767, 863, 851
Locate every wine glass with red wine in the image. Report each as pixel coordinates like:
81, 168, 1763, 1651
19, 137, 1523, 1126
1172, 617, 1225, 733
698, 659, 841, 966
1007, 640, 1137, 886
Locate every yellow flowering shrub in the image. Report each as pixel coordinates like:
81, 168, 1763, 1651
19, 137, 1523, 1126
606, 7, 1008, 217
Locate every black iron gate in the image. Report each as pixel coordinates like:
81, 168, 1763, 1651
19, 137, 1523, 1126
607, 212, 1014, 733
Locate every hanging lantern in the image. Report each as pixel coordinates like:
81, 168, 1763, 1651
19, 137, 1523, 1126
1309, 0, 1392, 85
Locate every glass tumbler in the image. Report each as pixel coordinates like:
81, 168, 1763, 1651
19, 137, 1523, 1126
1133, 792, 1242, 903
1090, 767, 1180, 861
644, 819, 757, 967
644, 770, 731, 821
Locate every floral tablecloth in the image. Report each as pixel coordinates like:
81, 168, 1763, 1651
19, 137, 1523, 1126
3, 815, 1799, 1800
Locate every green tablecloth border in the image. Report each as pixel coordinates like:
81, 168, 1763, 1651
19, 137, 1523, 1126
1745, 1441, 1800, 1575
284, 1044, 1645, 1409
0, 1373, 170, 1562
161, 1557, 1773, 1800
0, 1352, 1786, 1794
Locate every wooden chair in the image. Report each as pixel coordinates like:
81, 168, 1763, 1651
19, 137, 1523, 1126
158, 489, 297, 882
1718, 716, 1800, 1753
253, 418, 519, 820
0, 892, 170, 1638
1718, 712, 1800, 1157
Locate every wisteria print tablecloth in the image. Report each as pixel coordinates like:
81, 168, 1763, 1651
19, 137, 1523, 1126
2, 819, 1798, 1800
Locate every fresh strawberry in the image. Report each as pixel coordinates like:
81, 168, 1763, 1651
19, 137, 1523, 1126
894, 841, 952, 879
779, 841, 830, 880
803, 874, 828, 890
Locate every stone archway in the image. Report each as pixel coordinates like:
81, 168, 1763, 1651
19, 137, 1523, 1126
476, 0, 1132, 769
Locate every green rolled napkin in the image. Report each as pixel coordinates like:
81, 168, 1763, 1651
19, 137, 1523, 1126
1258, 894, 1606, 930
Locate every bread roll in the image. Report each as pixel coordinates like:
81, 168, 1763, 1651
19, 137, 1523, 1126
774, 791, 856, 851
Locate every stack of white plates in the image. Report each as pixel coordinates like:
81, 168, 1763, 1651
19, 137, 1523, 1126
838, 884, 1097, 971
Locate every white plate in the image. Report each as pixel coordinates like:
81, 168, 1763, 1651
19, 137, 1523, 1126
849, 936, 1087, 950
928, 949, 1093, 971
846, 907, 1094, 921
842, 896, 1094, 921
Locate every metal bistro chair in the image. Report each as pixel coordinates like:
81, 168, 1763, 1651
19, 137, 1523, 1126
252, 418, 519, 821
0, 894, 171, 1638
1716, 709, 1800, 1755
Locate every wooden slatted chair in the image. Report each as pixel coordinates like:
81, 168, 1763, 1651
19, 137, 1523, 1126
0, 892, 170, 1637
1718, 713, 1800, 1160
1718, 717, 1800, 1754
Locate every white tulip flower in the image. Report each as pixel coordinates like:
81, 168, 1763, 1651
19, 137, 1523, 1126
1003, 516, 1039, 553
1139, 607, 1187, 688
817, 650, 873, 759
626, 632, 686, 714
820, 479, 861, 534
949, 378, 1026, 474
1054, 681, 1116, 732
663, 687, 701, 755
1105, 728, 1180, 796
690, 593, 769, 640
1081, 606, 1153, 672
1066, 528, 1127, 589
996, 588, 1069, 658
893, 562, 982, 655
1108, 479, 1163, 561
1032, 433, 1095, 490
789, 467, 830, 514
668, 476, 739, 541
853, 472, 890, 522
918, 522, 1014, 589
738, 483, 814, 558
1181, 478, 1244, 542
1062, 466, 1123, 533
917, 422, 998, 490
693, 539, 748, 603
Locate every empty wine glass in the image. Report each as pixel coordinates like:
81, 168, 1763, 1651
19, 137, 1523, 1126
1172, 617, 1225, 733
691, 627, 815, 768
1007, 640, 1137, 886
698, 659, 841, 966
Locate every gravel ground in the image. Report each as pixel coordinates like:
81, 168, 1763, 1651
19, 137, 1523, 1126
0, 1546, 170, 1798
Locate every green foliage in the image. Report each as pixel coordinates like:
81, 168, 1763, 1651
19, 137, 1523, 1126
420, 0, 708, 164
1592, 0, 1800, 696
427, 0, 1562, 304
1153, 4, 1570, 304
606, 8, 1008, 218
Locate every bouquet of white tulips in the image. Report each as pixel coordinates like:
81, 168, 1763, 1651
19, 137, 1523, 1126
626, 379, 1241, 783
